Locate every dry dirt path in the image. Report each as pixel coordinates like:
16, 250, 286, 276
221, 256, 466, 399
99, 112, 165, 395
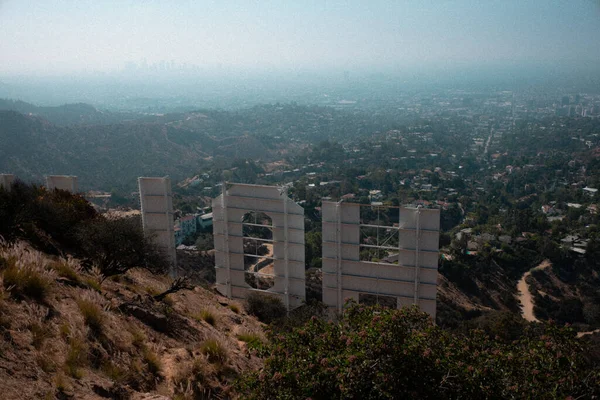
517, 260, 551, 322
517, 261, 600, 337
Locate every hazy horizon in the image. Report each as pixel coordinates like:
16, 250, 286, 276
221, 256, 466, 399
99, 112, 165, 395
1, 0, 599, 77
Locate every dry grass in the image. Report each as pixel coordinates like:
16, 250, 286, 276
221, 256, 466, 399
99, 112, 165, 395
228, 303, 240, 314
64, 337, 87, 379
143, 347, 163, 377
173, 358, 212, 399
77, 291, 106, 334
195, 309, 217, 326
0, 242, 55, 302
200, 339, 228, 364
129, 325, 147, 349
50, 258, 81, 283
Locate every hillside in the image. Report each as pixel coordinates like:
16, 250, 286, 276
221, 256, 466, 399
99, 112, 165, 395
0, 110, 221, 189
0, 99, 135, 127
0, 102, 400, 190
0, 241, 263, 399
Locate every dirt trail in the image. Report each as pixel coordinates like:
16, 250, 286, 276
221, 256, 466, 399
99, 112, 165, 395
517, 260, 551, 322
577, 329, 600, 338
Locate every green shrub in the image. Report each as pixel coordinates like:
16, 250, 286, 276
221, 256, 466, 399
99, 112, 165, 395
245, 292, 286, 324
200, 339, 227, 364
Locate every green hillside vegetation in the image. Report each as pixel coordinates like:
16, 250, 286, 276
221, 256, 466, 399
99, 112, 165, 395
239, 303, 600, 400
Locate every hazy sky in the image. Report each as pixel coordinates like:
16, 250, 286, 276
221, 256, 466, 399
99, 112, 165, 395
1, 0, 599, 76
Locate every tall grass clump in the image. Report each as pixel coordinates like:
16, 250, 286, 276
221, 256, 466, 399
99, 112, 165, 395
195, 309, 217, 326
0, 242, 54, 302
200, 339, 228, 364
77, 291, 105, 334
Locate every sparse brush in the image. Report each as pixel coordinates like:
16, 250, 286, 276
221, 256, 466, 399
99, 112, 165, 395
77, 293, 105, 334
228, 304, 240, 314
195, 309, 217, 326
200, 339, 228, 364
64, 338, 87, 379
145, 286, 161, 296
59, 323, 71, 339
0, 243, 56, 302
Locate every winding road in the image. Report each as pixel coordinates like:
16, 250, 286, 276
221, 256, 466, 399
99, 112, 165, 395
517, 260, 600, 338
517, 260, 551, 322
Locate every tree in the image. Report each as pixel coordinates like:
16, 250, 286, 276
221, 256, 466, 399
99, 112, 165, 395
76, 216, 169, 280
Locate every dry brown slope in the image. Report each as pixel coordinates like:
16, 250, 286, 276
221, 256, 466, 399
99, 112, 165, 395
0, 242, 264, 399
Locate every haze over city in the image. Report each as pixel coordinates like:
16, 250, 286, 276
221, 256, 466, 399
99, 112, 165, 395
1, 0, 599, 75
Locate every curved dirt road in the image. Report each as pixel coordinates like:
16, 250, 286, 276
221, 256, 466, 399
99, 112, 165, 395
517, 260, 551, 322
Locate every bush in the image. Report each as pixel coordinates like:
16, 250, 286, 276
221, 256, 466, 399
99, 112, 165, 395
245, 292, 286, 324
228, 303, 240, 314
238, 302, 600, 399
200, 339, 228, 364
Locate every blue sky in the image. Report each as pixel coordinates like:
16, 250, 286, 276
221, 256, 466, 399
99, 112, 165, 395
1, 0, 599, 75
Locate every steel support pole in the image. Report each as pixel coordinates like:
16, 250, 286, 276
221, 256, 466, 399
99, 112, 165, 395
336, 201, 343, 313
221, 182, 231, 298
413, 206, 422, 305
283, 187, 290, 313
